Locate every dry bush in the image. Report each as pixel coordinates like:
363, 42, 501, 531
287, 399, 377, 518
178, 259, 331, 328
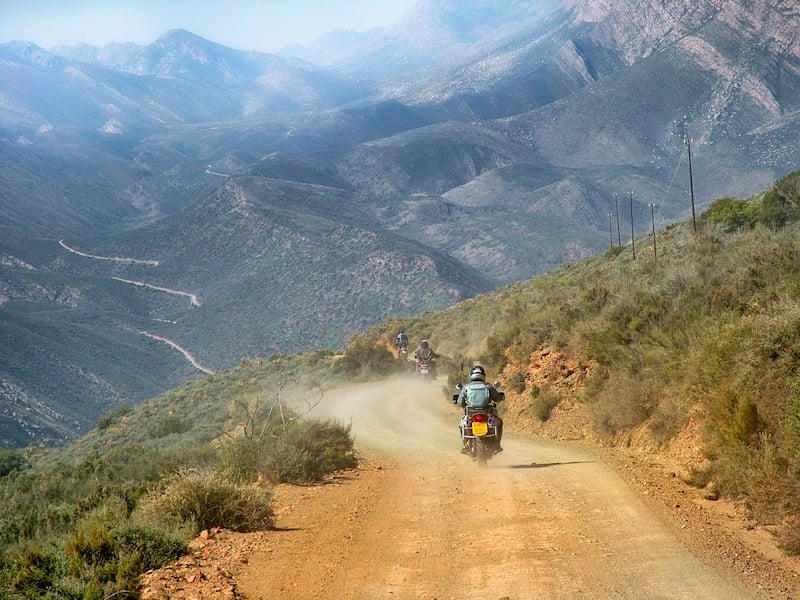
262, 419, 357, 484
531, 385, 560, 421
778, 517, 800, 556
646, 392, 692, 446
587, 374, 658, 435
506, 370, 527, 394
741, 434, 796, 524
143, 469, 274, 534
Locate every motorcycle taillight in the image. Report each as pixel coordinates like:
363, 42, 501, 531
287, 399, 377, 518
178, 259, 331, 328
471, 414, 487, 423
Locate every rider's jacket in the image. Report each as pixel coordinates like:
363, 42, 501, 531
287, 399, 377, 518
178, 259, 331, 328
414, 347, 436, 361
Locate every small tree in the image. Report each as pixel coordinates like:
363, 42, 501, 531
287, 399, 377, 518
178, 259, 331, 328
0, 450, 27, 477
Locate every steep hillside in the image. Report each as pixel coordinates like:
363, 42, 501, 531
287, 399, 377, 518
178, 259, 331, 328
0, 173, 492, 446
89, 175, 493, 366
360, 169, 800, 555
0, 267, 193, 447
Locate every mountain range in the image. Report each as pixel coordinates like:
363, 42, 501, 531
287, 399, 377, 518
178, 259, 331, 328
1, 0, 799, 448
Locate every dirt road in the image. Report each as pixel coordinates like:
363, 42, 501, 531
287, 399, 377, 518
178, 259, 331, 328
234, 378, 765, 599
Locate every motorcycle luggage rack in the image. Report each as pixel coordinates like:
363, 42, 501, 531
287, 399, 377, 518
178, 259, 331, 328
465, 405, 494, 415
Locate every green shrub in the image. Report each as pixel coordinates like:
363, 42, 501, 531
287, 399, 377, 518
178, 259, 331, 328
702, 197, 759, 232
64, 521, 187, 595
263, 419, 357, 483
112, 525, 188, 575
143, 469, 274, 534
10, 549, 73, 599
218, 433, 268, 485
96, 405, 133, 430
0, 449, 27, 477
65, 525, 118, 582
760, 170, 800, 229
337, 337, 399, 380
148, 415, 192, 438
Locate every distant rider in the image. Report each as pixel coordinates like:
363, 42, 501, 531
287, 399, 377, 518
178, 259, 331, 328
454, 365, 504, 453
413, 339, 438, 377
396, 330, 409, 355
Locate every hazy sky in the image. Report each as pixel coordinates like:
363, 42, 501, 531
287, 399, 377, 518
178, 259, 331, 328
0, 0, 419, 53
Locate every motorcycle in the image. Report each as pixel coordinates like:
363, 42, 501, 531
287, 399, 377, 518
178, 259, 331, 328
397, 343, 408, 360
415, 358, 435, 380
453, 383, 504, 466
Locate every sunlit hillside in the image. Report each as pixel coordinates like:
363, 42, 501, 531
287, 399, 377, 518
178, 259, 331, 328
362, 169, 800, 551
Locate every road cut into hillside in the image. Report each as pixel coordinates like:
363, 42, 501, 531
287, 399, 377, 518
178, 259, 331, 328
235, 377, 766, 600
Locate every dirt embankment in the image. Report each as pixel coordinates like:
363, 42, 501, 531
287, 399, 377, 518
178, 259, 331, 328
140, 375, 800, 599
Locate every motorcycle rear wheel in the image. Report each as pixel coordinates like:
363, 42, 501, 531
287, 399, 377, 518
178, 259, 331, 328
475, 439, 489, 466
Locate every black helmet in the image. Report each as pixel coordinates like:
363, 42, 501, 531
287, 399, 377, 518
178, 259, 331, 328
469, 365, 486, 382
421, 339, 429, 348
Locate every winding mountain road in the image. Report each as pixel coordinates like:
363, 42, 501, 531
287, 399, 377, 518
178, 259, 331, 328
111, 277, 202, 307
139, 332, 214, 375
59, 240, 160, 266
59, 240, 209, 373
236, 378, 762, 600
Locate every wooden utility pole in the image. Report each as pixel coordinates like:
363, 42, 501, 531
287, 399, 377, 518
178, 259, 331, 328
629, 190, 636, 259
614, 193, 622, 246
649, 203, 657, 260
608, 213, 613, 249
687, 138, 697, 232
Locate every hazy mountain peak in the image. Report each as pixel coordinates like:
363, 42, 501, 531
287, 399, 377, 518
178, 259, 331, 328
153, 28, 220, 52
0, 40, 60, 67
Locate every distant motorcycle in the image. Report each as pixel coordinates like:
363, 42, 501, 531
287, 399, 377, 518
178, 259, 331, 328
453, 383, 504, 466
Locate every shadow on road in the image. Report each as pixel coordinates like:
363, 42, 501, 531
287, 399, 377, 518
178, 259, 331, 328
505, 461, 594, 470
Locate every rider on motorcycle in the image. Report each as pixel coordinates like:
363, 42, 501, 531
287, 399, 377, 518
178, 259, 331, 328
396, 330, 409, 354
413, 339, 438, 376
455, 365, 504, 453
